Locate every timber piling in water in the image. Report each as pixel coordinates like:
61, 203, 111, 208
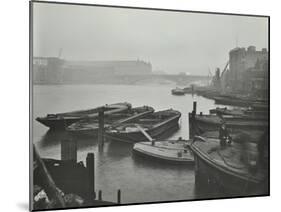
117, 189, 121, 204
86, 153, 96, 200
98, 108, 105, 152
98, 190, 102, 200
193, 101, 197, 114
61, 139, 77, 162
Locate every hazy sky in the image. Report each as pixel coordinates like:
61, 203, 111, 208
33, 2, 268, 75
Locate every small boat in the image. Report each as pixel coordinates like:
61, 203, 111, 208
188, 113, 268, 138
36, 102, 131, 130
171, 88, 185, 96
67, 106, 154, 137
106, 109, 181, 143
133, 139, 194, 164
190, 136, 268, 196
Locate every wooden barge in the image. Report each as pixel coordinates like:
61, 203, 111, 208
190, 136, 268, 196
36, 102, 131, 130
213, 95, 268, 108
106, 109, 181, 143
67, 106, 154, 137
133, 139, 194, 164
189, 113, 268, 138
209, 107, 268, 119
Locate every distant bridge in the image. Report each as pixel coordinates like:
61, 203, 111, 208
34, 71, 209, 85
110, 74, 209, 85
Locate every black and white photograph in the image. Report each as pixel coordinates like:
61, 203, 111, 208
30, 1, 269, 211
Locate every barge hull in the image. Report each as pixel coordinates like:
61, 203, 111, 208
107, 116, 180, 143
192, 149, 268, 196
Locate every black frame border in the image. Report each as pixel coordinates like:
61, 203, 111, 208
29, 0, 270, 211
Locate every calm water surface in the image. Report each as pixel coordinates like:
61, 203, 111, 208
32, 84, 217, 204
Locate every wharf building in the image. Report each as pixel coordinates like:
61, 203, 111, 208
223, 46, 268, 98
33, 57, 64, 84
32, 58, 152, 84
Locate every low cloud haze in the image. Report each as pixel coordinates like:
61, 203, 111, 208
33, 3, 268, 75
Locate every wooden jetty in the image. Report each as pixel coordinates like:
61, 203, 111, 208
32, 141, 122, 211
189, 113, 267, 137
171, 88, 185, 96
251, 102, 269, 111
209, 107, 268, 119
210, 107, 245, 116
67, 106, 154, 137
213, 95, 268, 108
189, 102, 267, 139
190, 136, 268, 196
36, 102, 131, 130
133, 139, 194, 164
106, 109, 181, 143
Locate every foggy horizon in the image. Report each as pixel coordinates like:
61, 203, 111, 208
33, 2, 268, 75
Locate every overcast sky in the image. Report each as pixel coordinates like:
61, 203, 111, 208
33, 2, 268, 75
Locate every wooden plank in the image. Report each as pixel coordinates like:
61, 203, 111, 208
61, 139, 77, 162
33, 145, 66, 208
134, 124, 153, 142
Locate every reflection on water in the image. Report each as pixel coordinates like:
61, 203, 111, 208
33, 84, 217, 203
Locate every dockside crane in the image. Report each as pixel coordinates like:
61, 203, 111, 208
221, 61, 229, 78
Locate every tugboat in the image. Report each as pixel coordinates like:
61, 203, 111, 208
171, 88, 185, 96
190, 136, 268, 196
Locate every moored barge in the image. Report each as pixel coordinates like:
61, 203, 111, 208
106, 109, 181, 143
209, 107, 268, 119
188, 113, 267, 138
67, 106, 154, 137
36, 102, 131, 130
190, 136, 268, 196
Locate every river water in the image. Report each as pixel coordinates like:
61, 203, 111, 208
32, 84, 217, 204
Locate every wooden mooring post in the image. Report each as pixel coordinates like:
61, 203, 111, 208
98, 190, 102, 200
135, 124, 155, 146
192, 101, 197, 115
98, 107, 105, 152
86, 153, 96, 200
117, 189, 121, 204
61, 139, 77, 162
